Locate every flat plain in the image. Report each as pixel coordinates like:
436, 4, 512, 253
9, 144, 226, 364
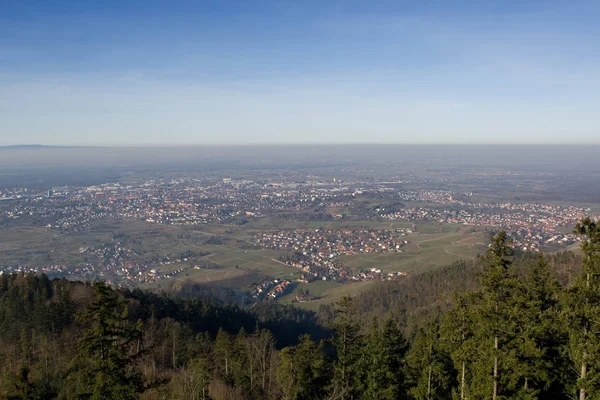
0, 217, 488, 305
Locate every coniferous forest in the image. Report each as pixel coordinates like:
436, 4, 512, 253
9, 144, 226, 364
1, 218, 600, 399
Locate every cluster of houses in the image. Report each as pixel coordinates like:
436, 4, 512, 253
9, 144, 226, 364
251, 279, 291, 300
380, 199, 595, 251
254, 229, 411, 283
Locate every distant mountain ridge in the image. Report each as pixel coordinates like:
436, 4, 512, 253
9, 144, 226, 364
0, 144, 76, 149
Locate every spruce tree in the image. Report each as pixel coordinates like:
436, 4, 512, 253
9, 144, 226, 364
406, 318, 453, 400
512, 255, 563, 399
331, 296, 361, 400
358, 317, 408, 399
276, 334, 328, 400
442, 293, 477, 400
214, 328, 232, 380
358, 318, 387, 399
469, 232, 520, 399
67, 282, 146, 400
564, 218, 600, 400
380, 317, 408, 398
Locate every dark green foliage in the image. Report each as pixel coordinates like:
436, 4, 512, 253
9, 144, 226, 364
358, 317, 409, 399
276, 334, 329, 400
563, 218, 600, 399
406, 318, 454, 400
67, 282, 146, 399
514, 255, 565, 399
330, 296, 362, 399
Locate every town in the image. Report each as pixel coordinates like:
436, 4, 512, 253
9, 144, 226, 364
1, 171, 598, 301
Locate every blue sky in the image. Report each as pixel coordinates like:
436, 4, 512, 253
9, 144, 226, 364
1, 0, 599, 145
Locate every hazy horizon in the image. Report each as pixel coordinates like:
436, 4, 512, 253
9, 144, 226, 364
1, 143, 598, 170
5, 142, 600, 148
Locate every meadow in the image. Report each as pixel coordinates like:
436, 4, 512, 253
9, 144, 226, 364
338, 230, 487, 274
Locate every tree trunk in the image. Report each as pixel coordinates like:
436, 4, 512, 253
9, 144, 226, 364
427, 343, 433, 399
249, 343, 254, 390
581, 271, 590, 400
580, 362, 586, 400
461, 361, 466, 400
493, 336, 498, 400
172, 331, 177, 369
428, 365, 432, 399
250, 361, 253, 389
262, 343, 266, 389
268, 353, 274, 394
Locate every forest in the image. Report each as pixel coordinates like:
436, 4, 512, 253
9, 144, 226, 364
0, 218, 599, 400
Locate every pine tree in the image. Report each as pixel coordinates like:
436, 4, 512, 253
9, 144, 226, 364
442, 293, 477, 400
331, 296, 361, 400
231, 328, 251, 392
67, 282, 146, 400
214, 328, 232, 380
468, 232, 520, 399
358, 318, 386, 399
359, 317, 408, 399
380, 317, 409, 398
511, 255, 563, 399
406, 318, 454, 400
564, 218, 600, 400
276, 334, 328, 400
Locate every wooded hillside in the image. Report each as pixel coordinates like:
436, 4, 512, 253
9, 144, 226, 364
1, 219, 598, 399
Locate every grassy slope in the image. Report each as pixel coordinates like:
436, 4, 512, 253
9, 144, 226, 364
277, 280, 379, 310
338, 231, 487, 274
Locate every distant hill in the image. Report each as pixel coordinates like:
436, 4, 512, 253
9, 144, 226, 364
0, 144, 80, 149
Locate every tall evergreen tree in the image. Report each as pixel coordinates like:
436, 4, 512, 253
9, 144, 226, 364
276, 334, 328, 400
214, 328, 232, 380
358, 317, 408, 399
511, 255, 563, 399
231, 328, 251, 392
442, 292, 477, 400
66, 282, 146, 400
469, 232, 521, 399
406, 318, 454, 400
564, 218, 600, 400
330, 296, 361, 400
380, 318, 409, 398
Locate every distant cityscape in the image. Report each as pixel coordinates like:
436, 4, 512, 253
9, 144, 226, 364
0, 173, 597, 300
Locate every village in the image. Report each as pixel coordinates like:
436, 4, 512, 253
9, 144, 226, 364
254, 228, 411, 283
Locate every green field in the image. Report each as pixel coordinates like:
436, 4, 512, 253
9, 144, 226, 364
277, 280, 379, 310
338, 231, 487, 274
139, 266, 263, 291
0, 226, 113, 265
199, 247, 300, 280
